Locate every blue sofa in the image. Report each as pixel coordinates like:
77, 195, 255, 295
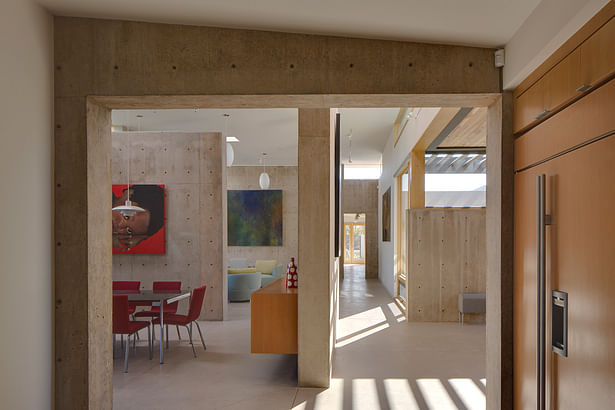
260, 264, 285, 287
227, 272, 262, 302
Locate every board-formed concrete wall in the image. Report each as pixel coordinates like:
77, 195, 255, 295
342, 179, 379, 278
407, 208, 486, 322
227, 166, 298, 266
53, 16, 505, 408
111, 131, 226, 320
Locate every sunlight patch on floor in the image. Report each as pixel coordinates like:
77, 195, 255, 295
449, 378, 486, 410
417, 378, 458, 410
335, 322, 389, 348
384, 378, 420, 410
336, 306, 388, 343
353, 378, 381, 410
312, 378, 344, 410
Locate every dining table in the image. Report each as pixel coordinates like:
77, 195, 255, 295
113, 288, 191, 364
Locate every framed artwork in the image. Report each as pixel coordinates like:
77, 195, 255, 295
382, 187, 391, 242
112, 184, 165, 254
228, 190, 283, 246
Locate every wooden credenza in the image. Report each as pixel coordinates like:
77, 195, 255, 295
250, 278, 298, 354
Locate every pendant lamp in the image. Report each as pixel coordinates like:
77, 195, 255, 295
223, 113, 235, 167
112, 115, 145, 218
259, 152, 270, 190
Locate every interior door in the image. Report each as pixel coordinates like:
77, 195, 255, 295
344, 224, 365, 265
514, 134, 615, 409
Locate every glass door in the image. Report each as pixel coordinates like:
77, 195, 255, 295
344, 223, 365, 264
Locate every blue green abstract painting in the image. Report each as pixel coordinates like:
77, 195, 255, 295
227, 190, 283, 246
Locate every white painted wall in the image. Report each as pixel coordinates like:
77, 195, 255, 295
0, 1, 53, 409
504, 0, 609, 90
378, 108, 439, 296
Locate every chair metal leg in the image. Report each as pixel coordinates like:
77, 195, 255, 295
176, 325, 181, 340
186, 325, 197, 358
189, 322, 193, 345
124, 333, 130, 373
194, 321, 207, 351
133, 333, 137, 353
131, 313, 140, 339
166, 324, 169, 350
120, 334, 124, 351
147, 324, 152, 360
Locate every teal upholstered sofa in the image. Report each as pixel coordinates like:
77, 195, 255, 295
260, 263, 285, 287
227, 272, 261, 302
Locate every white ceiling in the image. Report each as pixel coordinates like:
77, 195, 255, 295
38, 0, 541, 47
112, 108, 398, 166
339, 108, 399, 166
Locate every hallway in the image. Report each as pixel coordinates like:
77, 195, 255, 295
293, 264, 486, 409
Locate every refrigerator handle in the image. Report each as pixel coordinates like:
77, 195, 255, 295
536, 174, 551, 410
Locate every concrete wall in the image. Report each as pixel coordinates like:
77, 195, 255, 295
52, 16, 503, 404
342, 179, 378, 278
407, 208, 486, 322
227, 166, 298, 266
0, 1, 53, 409
111, 131, 226, 320
378, 108, 440, 296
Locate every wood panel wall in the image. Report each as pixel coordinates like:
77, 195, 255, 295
407, 208, 486, 322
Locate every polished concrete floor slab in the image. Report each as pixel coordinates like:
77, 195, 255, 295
113, 265, 485, 409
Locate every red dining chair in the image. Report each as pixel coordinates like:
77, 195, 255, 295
152, 285, 207, 358
113, 294, 151, 373
134, 281, 182, 343
112, 281, 142, 315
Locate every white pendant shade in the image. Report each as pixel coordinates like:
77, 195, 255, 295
226, 142, 234, 167
259, 172, 270, 189
112, 199, 146, 218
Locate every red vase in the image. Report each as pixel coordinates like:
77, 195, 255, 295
286, 257, 298, 290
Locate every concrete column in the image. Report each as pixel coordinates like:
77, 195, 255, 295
55, 98, 113, 409
486, 92, 514, 410
297, 108, 335, 387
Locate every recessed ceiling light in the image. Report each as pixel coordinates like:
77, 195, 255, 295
226, 136, 239, 143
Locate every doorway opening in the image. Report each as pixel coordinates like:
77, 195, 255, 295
344, 213, 366, 266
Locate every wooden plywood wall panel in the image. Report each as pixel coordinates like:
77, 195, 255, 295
407, 208, 486, 322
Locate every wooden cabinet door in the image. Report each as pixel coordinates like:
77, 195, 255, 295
514, 134, 615, 410
544, 47, 582, 112
513, 77, 546, 133
580, 17, 615, 88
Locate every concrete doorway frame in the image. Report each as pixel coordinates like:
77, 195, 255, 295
64, 92, 512, 409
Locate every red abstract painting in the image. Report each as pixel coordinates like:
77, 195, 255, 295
112, 184, 165, 254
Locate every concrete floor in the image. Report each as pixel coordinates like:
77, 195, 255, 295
113, 265, 486, 409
